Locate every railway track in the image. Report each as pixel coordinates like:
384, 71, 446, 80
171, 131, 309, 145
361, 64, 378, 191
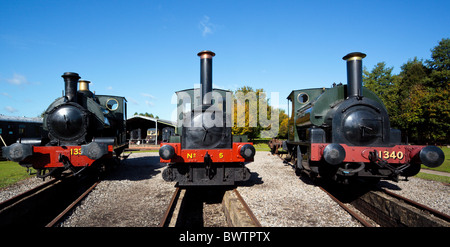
160, 187, 261, 227
351, 187, 450, 227
318, 185, 376, 227
276, 153, 450, 227
0, 174, 99, 227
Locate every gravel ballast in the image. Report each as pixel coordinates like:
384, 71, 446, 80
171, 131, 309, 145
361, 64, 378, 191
238, 152, 362, 227
1, 151, 448, 227
58, 152, 176, 226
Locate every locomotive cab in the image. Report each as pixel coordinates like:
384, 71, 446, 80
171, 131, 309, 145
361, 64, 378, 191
176, 87, 232, 149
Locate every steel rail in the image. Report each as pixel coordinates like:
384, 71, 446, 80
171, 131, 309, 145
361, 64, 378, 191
160, 187, 261, 227
0, 173, 100, 227
233, 189, 262, 227
318, 186, 374, 227
45, 181, 100, 227
274, 153, 375, 227
159, 187, 181, 227
0, 173, 73, 211
0, 178, 60, 210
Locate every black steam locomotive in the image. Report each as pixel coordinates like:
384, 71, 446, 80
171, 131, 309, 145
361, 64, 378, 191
276, 52, 444, 184
2, 72, 128, 178
159, 51, 256, 186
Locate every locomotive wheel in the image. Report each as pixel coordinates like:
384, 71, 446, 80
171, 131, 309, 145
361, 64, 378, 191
162, 167, 176, 182
294, 146, 303, 176
270, 145, 276, 155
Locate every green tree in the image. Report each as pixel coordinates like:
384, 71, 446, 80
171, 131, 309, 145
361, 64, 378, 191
134, 112, 159, 119
363, 62, 397, 113
364, 38, 450, 143
231, 86, 280, 139
427, 38, 450, 88
397, 57, 430, 95
231, 86, 263, 140
425, 38, 450, 142
396, 58, 430, 142
363, 62, 403, 128
277, 109, 289, 139
363, 62, 394, 100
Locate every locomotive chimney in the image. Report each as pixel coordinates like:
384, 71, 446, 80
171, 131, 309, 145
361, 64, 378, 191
342, 52, 366, 98
197, 50, 215, 105
62, 72, 80, 102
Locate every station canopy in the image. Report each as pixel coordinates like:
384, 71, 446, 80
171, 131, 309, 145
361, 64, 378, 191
126, 115, 175, 145
127, 115, 175, 131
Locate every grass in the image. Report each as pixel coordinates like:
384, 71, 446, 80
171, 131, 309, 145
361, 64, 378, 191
254, 142, 271, 151
416, 146, 450, 183
421, 146, 450, 173
0, 161, 35, 189
415, 172, 450, 184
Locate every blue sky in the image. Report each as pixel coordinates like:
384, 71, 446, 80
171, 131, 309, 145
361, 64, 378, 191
1, 0, 449, 121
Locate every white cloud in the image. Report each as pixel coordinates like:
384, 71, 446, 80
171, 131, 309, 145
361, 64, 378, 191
4, 106, 18, 113
6, 73, 29, 85
1, 92, 11, 98
127, 97, 139, 105
139, 93, 156, 108
199, 15, 214, 37
141, 93, 156, 99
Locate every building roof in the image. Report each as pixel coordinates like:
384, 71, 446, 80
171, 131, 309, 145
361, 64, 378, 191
127, 115, 176, 127
0, 115, 43, 123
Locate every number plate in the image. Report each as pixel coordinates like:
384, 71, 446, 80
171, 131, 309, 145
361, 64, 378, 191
70, 148, 82, 156
377, 150, 404, 160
